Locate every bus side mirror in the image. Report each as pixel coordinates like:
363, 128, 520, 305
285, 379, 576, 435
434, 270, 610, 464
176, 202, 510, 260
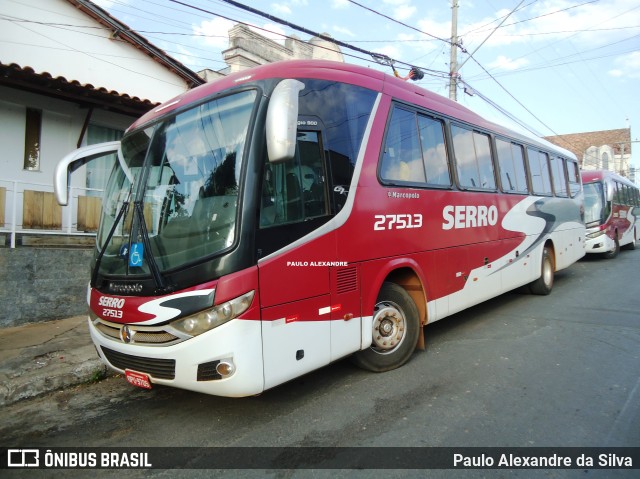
54, 141, 121, 205
266, 79, 305, 163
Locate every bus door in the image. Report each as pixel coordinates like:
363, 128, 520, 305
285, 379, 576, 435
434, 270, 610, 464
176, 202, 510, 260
257, 129, 336, 389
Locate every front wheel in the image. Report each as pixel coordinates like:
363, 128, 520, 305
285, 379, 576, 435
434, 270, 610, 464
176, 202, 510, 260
529, 246, 554, 295
352, 282, 420, 372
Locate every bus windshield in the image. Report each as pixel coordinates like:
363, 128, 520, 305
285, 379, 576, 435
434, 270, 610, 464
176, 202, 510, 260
96, 89, 257, 277
583, 181, 607, 226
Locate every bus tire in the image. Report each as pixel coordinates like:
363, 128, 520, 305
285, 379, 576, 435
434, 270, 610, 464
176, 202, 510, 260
352, 282, 420, 373
529, 246, 554, 295
603, 235, 620, 259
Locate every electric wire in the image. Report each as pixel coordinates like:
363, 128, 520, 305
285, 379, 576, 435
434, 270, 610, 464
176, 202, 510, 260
167, 0, 451, 79
5, 0, 634, 171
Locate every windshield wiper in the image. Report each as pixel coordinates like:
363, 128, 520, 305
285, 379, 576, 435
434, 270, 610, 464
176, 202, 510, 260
91, 191, 131, 289
132, 200, 173, 294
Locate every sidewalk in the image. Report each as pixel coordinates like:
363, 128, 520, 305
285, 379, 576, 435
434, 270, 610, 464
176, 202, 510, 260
0, 316, 109, 406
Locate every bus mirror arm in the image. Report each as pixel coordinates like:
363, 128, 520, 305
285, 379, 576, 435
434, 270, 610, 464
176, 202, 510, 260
54, 141, 121, 205
266, 79, 305, 163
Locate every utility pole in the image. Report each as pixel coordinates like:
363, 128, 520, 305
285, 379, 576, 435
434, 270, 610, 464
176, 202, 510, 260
449, 0, 459, 101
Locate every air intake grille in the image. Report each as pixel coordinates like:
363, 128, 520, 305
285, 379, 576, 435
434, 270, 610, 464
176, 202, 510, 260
336, 266, 358, 294
95, 320, 181, 346
197, 360, 222, 381
101, 347, 175, 380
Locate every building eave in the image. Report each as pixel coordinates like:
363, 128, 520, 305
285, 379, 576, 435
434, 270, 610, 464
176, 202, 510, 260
0, 62, 158, 117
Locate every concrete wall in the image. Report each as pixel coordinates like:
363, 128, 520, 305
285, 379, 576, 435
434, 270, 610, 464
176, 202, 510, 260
0, 247, 93, 327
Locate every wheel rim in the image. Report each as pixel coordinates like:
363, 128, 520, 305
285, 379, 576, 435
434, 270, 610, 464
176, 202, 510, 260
371, 301, 406, 354
542, 256, 553, 288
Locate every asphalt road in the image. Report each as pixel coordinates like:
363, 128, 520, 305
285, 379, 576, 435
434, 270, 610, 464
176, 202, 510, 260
2, 248, 639, 478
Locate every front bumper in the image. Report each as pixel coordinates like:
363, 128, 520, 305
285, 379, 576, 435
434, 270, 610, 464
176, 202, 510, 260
89, 317, 265, 397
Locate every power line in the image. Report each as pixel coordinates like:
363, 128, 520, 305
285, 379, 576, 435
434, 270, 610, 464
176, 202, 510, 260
167, 0, 450, 78
469, 2, 640, 81
494, 25, 640, 38
462, 0, 601, 37
462, 55, 562, 138
456, 0, 526, 74
460, 0, 536, 37
465, 38, 639, 82
346, 0, 453, 46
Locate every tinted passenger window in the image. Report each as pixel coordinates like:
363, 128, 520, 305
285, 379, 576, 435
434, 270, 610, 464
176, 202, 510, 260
380, 108, 425, 183
417, 115, 450, 186
380, 107, 451, 187
617, 183, 626, 204
260, 131, 329, 227
567, 160, 581, 197
550, 156, 568, 197
527, 148, 552, 195
451, 125, 496, 189
495, 138, 527, 193
256, 79, 377, 258
297, 80, 376, 213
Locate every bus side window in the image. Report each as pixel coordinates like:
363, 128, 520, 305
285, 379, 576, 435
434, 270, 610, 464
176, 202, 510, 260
259, 131, 329, 227
625, 185, 632, 206
567, 160, 581, 197
550, 156, 568, 197
451, 125, 496, 190
614, 182, 622, 204
495, 138, 527, 193
527, 148, 553, 195
417, 114, 451, 186
380, 107, 426, 184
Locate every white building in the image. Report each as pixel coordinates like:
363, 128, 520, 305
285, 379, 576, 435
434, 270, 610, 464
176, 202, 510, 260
0, 0, 202, 246
545, 129, 633, 179
199, 24, 344, 80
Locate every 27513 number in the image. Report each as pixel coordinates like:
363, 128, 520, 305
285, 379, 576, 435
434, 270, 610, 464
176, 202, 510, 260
373, 214, 423, 231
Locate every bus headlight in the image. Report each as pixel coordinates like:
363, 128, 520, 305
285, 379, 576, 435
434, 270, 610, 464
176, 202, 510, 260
172, 290, 255, 336
586, 230, 605, 239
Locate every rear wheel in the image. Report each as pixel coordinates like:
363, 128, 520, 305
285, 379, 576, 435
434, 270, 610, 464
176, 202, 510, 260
529, 246, 554, 295
603, 234, 620, 259
352, 282, 420, 372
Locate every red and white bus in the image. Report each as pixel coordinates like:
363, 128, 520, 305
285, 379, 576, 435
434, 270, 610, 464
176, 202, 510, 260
55, 60, 585, 397
582, 170, 639, 258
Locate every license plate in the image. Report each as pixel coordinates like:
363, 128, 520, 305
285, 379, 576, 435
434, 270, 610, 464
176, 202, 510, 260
125, 370, 152, 389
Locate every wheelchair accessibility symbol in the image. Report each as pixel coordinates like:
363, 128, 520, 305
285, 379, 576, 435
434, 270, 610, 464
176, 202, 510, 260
129, 242, 144, 267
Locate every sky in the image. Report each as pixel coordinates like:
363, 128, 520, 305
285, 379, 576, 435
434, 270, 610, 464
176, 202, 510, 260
94, 0, 640, 172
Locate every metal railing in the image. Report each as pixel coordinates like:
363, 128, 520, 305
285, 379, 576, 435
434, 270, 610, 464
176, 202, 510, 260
0, 179, 102, 248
